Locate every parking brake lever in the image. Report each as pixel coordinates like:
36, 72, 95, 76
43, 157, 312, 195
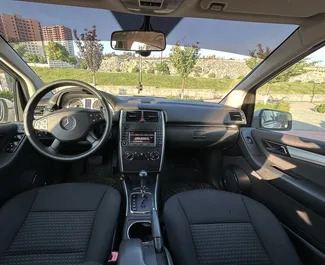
151, 209, 163, 253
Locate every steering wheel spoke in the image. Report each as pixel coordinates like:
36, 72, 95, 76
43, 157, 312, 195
33, 117, 48, 132
88, 110, 105, 126
86, 131, 99, 147
47, 139, 61, 155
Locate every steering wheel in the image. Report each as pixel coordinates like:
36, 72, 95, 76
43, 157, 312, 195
23, 80, 112, 161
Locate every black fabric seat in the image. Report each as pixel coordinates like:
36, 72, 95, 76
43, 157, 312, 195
0, 183, 121, 265
164, 190, 302, 265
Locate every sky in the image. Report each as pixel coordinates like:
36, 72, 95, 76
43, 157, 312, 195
1, 0, 325, 63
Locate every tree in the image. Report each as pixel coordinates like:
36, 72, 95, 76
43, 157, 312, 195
246, 43, 317, 80
45, 41, 76, 65
170, 41, 200, 99
73, 26, 104, 85
26, 54, 47, 64
155, 62, 170, 75
249, 43, 271, 59
10, 43, 27, 58
246, 43, 318, 103
245, 43, 271, 70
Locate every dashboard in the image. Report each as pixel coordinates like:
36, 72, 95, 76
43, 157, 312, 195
36, 87, 247, 148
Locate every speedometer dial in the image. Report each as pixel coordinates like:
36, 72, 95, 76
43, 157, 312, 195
92, 99, 102, 110
68, 99, 83, 108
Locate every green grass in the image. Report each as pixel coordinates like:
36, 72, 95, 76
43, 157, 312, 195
31, 67, 325, 95
31, 67, 239, 91
315, 103, 325, 113
0, 91, 14, 101
258, 82, 325, 94
255, 102, 290, 112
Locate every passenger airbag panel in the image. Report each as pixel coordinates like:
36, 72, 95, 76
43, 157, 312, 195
165, 125, 238, 148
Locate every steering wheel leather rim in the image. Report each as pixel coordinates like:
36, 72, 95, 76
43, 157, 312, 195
23, 79, 112, 161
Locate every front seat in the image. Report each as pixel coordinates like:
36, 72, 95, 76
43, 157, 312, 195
0, 183, 120, 265
164, 190, 302, 265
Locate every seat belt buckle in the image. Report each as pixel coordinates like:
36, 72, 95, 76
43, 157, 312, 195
108, 251, 118, 264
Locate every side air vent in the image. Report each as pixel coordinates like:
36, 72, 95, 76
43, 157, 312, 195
126, 111, 142, 122
35, 105, 45, 116
143, 111, 158, 122
229, 112, 243, 121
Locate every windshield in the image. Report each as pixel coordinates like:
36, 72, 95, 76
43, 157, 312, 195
1, 0, 298, 102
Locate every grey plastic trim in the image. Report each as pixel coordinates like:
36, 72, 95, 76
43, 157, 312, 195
119, 110, 124, 172
154, 174, 159, 210
159, 112, 165, 171
287, 146, 325, 167
122, 178, 128, 216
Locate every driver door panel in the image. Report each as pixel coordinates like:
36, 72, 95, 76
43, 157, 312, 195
0, 123, 61, 206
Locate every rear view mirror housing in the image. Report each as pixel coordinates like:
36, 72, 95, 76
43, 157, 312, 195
111, 30, 166, 52
252, 108, 292, 131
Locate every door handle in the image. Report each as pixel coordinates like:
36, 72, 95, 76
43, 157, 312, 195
264, 141, 289, 156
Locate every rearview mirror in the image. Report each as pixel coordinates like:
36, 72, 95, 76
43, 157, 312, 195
252, 108, 292, 131
111, 30, 166, 52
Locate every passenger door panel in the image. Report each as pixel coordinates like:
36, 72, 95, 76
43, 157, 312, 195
229, 128, 325, 262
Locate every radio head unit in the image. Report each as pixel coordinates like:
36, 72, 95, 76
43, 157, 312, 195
129, 131, 156, 147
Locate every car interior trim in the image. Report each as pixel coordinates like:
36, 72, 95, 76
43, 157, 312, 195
119, 110, 124, 172
287, 146, 325, 167
154, 174, 159, 210
160, 113, 166, 172
122, 177, 129, 216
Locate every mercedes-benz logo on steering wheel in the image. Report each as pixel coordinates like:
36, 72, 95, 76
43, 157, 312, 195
60, 116, 76, 130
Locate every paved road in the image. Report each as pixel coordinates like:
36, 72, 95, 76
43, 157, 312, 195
285, 102, 325, 141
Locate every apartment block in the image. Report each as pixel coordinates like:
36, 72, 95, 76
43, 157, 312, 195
42, 25, 74, 56
0, 14, 45, 57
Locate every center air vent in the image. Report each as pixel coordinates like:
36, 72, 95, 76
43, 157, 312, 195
143, 111, 158, 122
126, 111, 142, 122
229, 112, 243, 121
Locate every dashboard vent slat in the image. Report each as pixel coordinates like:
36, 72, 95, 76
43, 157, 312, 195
126, 111, 142, 122
143, 111, 158, 122
229, 112, 243, 121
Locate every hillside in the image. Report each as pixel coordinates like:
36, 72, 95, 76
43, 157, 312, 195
99, 57, 251, 79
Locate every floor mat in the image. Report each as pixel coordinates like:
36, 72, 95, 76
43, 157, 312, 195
161, 181, 216, 204
67, 156, 121, 192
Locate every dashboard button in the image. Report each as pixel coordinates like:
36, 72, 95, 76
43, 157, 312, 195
150, 151, 160, 161
124, 151, 134, 161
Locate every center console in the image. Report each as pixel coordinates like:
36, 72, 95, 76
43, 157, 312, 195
119, 110, 164, 173
118, 110, 171, 265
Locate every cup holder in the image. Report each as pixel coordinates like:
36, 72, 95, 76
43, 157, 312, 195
128, 222, 152, 242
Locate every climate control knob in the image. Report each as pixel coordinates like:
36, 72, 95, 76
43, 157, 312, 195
150, 151, 160, 161
124, 151, 134, 161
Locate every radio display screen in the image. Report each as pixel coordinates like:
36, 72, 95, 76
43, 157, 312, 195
129, 131, 156, 146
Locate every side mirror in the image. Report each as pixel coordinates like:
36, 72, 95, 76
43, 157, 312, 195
0, 98, 14, 123
111, 30, 166, 52
252, 108, 292, 131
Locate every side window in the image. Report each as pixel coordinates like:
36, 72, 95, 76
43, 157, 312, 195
0, 68, 16, 123
254, 47, 325, 141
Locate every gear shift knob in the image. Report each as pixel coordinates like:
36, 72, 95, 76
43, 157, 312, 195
139, 170, 148, 197
139, 170, 148, 178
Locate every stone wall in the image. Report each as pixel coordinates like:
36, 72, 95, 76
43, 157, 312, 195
97, 85, 223, 100
97, 85, 325, 103
99, 57, 251, 78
